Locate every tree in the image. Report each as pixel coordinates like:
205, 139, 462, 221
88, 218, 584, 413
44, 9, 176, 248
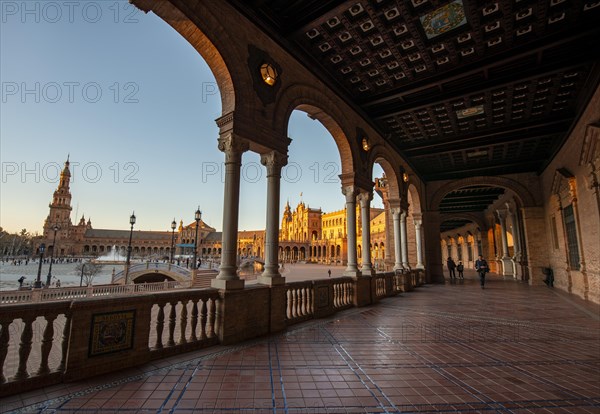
76, 261, 104, 286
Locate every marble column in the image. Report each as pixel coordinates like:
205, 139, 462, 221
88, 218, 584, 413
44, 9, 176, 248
358, 191, 374, 275
496, 209, 514, 276
391, 207, 402, 271
507, 204, 522, 279
343, 185, 360, 277
258, 151, 287, 286
212, 134, 248, 290
414, 217, 424, 269
400, 210, 410, 269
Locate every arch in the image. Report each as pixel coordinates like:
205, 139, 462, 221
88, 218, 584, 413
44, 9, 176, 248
274, 84, 357, 175
143, 0, 238, 114
407, 183, 423, 215
370, 152, 401, 201
439, 212, 487, 231
429, 176, 537, 210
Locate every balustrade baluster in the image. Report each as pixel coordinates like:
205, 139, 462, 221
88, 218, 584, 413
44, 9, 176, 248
290, 289, 296, 318
178, 301, 188, 345
285, 289, 292, 319
207, 298, 216, 338
57, 312, 71, 372
190, 299, 198, 342
0, 320, 10, 383
37, 314, 57, 375
299, 288, 305, 316
308, 286, 313, 314
154, 303, 165, 349
334, 284, 340, 308
14, 316, 35, 380
200, 300, 208, 340
167, 302, 177, 347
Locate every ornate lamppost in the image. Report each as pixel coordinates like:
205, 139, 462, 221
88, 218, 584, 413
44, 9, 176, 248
170, 218, 177, 264
45, 224, 60, 288
193, 207, 201, 270
34, 243, 46, 288
125, 212, 136, 284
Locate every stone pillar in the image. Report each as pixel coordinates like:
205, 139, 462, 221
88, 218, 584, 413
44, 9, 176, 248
521, 206, 549, 285
358, 191, 374, 275
422, 210, 444, 283
343, 185, 360, 277
507, 203, 522, 279
212, 134, 248, 290
400, 210, 410, 269
258, 151, 287, 286
496, 209, 514, 276
414, 216, 424, 269
391, 207, 402, 271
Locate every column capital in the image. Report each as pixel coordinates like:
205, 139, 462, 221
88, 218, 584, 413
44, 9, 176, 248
390, 207, 402, 216
496, 209, 508, 221
357, 190, 373, 205
218, 133, 249, 163
260, 151, 288, 177
341, 185, 359, 203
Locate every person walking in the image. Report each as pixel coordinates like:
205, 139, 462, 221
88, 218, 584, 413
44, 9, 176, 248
328, 269, 331, 278
446, 257, 457, 279
475, 255, 489, 289
457, 261, 464, 279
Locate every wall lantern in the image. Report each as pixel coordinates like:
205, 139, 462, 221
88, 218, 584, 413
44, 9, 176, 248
362, 137, 370, 151
260, 63, 278, 86
403, 172, 409, 182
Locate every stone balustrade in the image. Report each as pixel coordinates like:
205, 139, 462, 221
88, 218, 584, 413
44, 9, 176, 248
0, 270, 424, 397
0, 281, 191, 305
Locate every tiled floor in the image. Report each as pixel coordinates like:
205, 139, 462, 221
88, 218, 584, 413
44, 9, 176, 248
2, 274, 599, 413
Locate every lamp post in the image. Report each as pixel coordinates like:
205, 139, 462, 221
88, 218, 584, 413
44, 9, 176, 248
46, 224, 59, 288
170, 218, 177, 264
125, 212, 136, 284
193, 207, 201, 270
34, 243, 46, 288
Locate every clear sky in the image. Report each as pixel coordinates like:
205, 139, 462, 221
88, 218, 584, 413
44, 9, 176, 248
1, 1, 383, 234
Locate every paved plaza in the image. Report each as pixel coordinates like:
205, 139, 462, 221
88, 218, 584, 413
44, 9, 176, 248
2, 272, 599, 413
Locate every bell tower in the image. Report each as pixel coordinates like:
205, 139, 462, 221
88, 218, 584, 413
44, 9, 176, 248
44, 156, 73, 236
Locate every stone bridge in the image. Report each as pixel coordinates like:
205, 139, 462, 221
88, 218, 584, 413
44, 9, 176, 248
113, 262, 193, 284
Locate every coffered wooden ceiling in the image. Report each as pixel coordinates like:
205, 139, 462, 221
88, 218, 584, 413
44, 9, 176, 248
230, 0, 600, 218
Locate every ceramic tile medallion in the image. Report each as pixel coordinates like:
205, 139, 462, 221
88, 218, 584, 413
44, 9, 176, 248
420, 0, 467, 39
456, 105, 485, 118
89, 310, 136, 357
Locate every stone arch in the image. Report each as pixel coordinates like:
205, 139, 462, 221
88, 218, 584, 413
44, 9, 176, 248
439, 212, 487, 231
137, 0, 239, 114
429, 176, 537, 211
407, 184, 423, 215
368, 151, 401, 200
273, 83, 358, 175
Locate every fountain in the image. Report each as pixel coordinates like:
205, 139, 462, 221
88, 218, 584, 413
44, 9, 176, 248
95, 245, 127, 263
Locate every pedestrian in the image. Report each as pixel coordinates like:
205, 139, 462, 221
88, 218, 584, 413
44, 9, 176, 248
56, 279, 61, 288
328, 269, 331, 278
457, 261, 464, 279
446, 257, 457, 279
18, 276, 26, 288
475, 255, 489, 289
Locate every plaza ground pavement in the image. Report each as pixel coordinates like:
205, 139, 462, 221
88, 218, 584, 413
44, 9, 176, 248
1, 269, 599, 413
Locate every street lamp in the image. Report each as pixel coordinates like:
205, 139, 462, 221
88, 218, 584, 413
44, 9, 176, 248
193, 207, 201, 270
46, 224, 59, 288
170, 218, 176, 264
34, 243, 46, 288
125, 212, 136, 284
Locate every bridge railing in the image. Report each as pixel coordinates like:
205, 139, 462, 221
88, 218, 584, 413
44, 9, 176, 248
0, 280, 191, 304
112, 262, 191, 283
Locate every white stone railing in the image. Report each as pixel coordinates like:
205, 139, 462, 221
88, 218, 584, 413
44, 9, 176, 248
112, 262, 192, 283
0, 280, 191, 304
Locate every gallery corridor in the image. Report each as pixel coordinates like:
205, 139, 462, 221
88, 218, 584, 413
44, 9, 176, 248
3, 275, 599, 413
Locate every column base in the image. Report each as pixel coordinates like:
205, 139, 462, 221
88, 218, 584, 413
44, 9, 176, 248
257, 275, 286, 286
501, 258, 514, 276
360, 265, 375, 276
415, 264, 425, 269
211, 278, 245, 290
393, 264, 404, 272
344, 269, 362, 278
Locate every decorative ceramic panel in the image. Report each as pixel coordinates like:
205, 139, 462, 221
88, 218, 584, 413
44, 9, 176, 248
420, 0, 467, 39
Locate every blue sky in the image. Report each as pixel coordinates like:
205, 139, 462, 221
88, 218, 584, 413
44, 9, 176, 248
1, 1, 383, 234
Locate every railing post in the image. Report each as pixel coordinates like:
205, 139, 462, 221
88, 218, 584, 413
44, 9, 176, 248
14, 316, 35, 380
0, 320, 10, 383
37, 314, 57, 375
